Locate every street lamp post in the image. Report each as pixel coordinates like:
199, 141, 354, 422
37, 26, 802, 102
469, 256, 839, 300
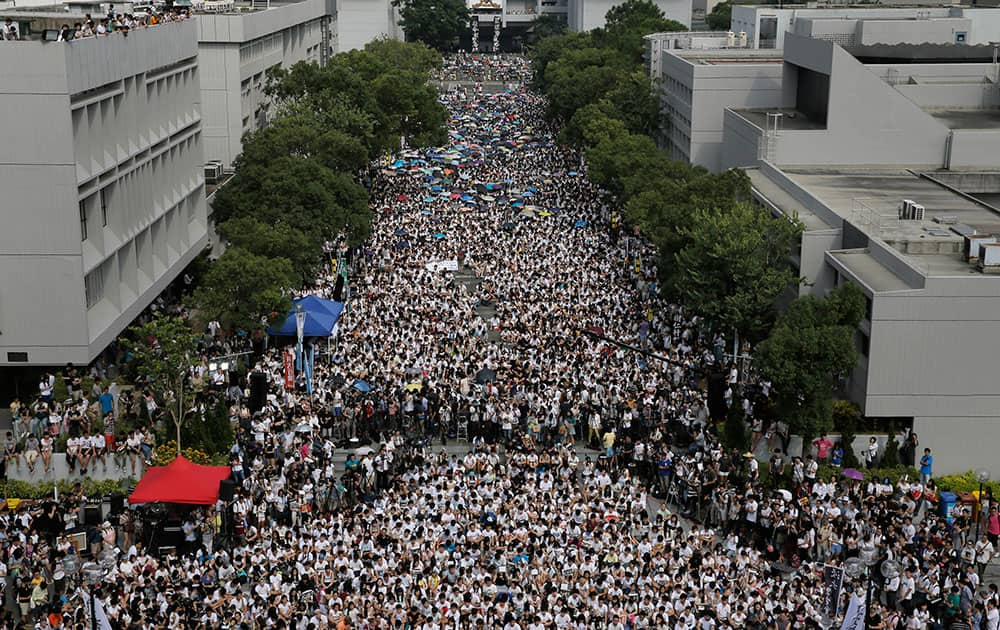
295, 303, 305, 373
81, 549, 116, 630
976, 469, 991, 540
844, 556, 900, 629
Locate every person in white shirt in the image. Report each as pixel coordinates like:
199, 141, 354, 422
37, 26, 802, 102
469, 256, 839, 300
2, 18, 19, 40
976, 533, 995, 579
985, 599, 1000, 630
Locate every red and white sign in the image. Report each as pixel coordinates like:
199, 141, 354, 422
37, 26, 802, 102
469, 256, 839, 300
283, 351, 295, 390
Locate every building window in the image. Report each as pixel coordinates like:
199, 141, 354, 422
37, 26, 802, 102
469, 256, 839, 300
84, 269, 104, 308
79, 200, 88, 241
100, 188, 109, 227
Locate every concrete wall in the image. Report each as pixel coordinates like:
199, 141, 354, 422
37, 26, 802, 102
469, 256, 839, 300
569, 0, 689, 32
658, 51, 783, 171
338, 0, 400, 51
0, 21, 207, 366
914, 416, 1000, 477
720, 108, 762, 170
948, 130, 1000, 170
688, 61, 784, 172
731, 6, 997, 50
858, 18, 971, 46
769, 34, 951, 168
197, 1, 330, 168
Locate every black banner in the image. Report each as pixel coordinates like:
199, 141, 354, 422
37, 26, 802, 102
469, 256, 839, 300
823, 564, 845, 619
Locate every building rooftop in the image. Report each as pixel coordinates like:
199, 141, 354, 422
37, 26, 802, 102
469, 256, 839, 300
827, 249, 916, 292
925, 108, 1000, 131
673, 48, 784, 65
760, 167, 1000, 277
734, 108, 826, 131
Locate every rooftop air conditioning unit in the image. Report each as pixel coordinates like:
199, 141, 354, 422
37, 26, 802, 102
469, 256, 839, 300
965, 234, 997, 261
204, 161, 223, 184
910, 203, 925, 221
979, 243, 1000, 272
898, 198, 914, 220
726, 31, 735, 47
738, 31, 748, 47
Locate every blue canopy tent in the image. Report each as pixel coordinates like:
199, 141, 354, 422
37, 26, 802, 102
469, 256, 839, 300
267, 296, 344, 395
267, 296, 344, 338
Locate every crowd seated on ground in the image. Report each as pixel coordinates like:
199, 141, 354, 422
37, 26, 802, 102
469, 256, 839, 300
0, 54, 996, 629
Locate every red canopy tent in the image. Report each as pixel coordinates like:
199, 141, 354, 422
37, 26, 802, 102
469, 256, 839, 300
129, 455, 232, 505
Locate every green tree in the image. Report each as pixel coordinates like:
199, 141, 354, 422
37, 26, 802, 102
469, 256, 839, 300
181, 398, 235, 456
881, 424, 901, 467
602, 71, 663, 138
527, 31, 593, 91
543, 46, 633, 122
668, 203, 801, 341
192, 247, 297, 334
392, 0, 470, 51
267, 45, 448, 156
584, 130, 661, 200
212, 156, 372, 245
121, 316, 200, 455
216, 216, 323, 284
364, 36, 443, 75
706, 2, 733, 31
529, 13, 567, 42
237, 114, 370, 175
600, 0, 687, 60
755, 283, 867, 444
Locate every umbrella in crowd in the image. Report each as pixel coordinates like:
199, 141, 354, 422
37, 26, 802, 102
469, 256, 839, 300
475, 368, 497, 384
842, 468, 865, 481
352, 380, 372, 393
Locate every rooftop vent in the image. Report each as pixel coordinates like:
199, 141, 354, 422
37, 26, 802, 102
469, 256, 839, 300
933, 215, 959, 224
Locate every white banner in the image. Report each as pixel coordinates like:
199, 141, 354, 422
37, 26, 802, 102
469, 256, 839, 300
840, 591, 866, 630
425, 260, 459, 272
80, 591, 114, 630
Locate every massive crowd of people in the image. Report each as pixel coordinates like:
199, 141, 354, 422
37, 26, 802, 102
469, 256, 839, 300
0, 54, 996, 629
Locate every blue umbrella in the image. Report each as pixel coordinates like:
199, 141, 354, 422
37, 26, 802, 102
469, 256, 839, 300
433, 233, 446, 240
461, 195, 474, 202
568, 171, 578, 177
420, 210, 432, 215
527, 186, 537, 192
423, 197, 434, 203
574, 220, 588, 228
522, 191, 534, 197
395, 240, 411, 249
353, 380, 372, 393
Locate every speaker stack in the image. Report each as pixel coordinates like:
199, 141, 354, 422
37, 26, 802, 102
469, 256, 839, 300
249, 372, 268, 413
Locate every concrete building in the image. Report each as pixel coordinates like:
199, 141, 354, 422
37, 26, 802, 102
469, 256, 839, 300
0, 20, 208, 367
647, 7, 1000, 172
196, 0, 337, 169
718, 31, 1000, 474
730, 5, 1000, 50
720, 33, 1000, 171
568, 0, 690, 32
653, 47, 784, 169
746, 163, 1000, 475
337, 0, 401, 52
